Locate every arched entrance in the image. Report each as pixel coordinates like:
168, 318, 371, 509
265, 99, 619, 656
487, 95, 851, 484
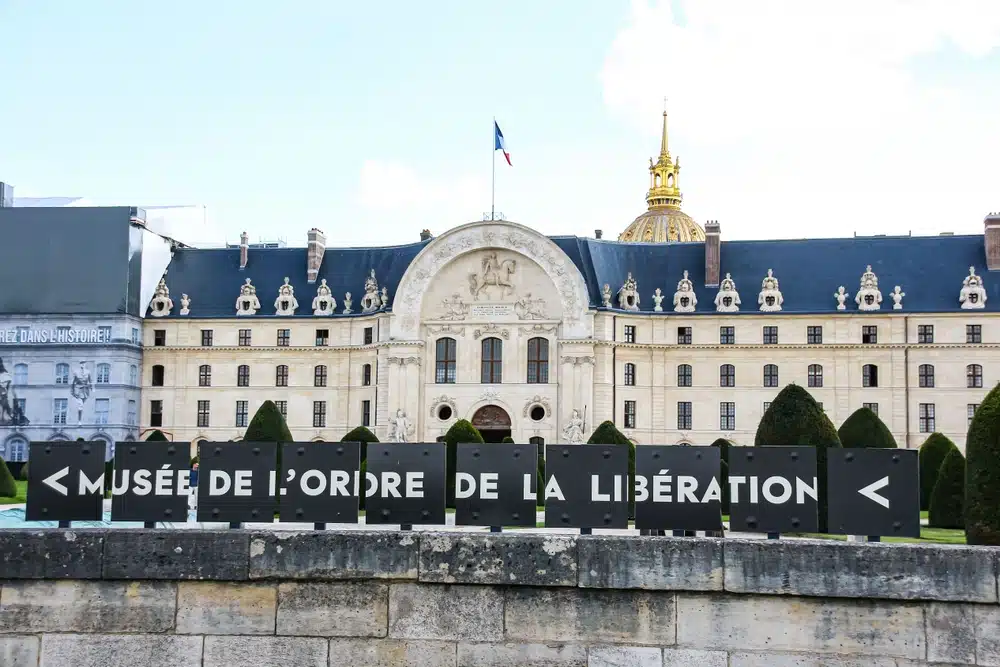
471, 405, 512, 443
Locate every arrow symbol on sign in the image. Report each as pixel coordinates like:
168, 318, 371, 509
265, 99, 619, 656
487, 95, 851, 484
42, 467, 70, 496
859, 476, 890, 508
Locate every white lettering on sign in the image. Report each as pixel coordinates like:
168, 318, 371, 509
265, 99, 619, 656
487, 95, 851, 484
634, 470, 722, 504
363, 471, 426, 499
591, 474, 624, 502
729, 475, 818, 505
522, 473, 535, 501
0, 327, 111, 344
42, 467, 70, 495
455, 472, 500, 500
858, 476, 890, 508
111, 467, 190, 497
543, 476, 565, 501
469, 304, 515, 319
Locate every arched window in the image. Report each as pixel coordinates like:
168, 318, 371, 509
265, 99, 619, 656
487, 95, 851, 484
527, 337, 549, 384
720, 364, 736, 388
763, 364, 779, 388
363, 363, 372, 386
237, 364, 250, 387
55, 363, 70, 384
862, 364, 878, 388
918, 364, 935, 388
275, 365, 288, 387
529, 436, 545, 447
623, 362, 636, 386
198, 365, 212, 387
129, 364, 137, 386
968, 363, 983, 389
13, 364, 27, 385
481, 337, 503, 384
808, 364, 823, 388
96, 363, 111, 384
435, 337, 457, 384
151, 364, 164, 387
4, 436, 28, 462
314, 365, 327, 387
677, 364, 692, 387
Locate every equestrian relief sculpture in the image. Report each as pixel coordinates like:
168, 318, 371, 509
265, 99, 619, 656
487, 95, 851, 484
469, 252, 516, 301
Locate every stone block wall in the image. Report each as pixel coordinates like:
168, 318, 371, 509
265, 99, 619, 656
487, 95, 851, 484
0, 529, 997, 666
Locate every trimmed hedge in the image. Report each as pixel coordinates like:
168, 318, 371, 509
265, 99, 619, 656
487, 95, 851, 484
919, 433, 957, 512
588, 421, 635, 514
244, 400, 294, 474
0, 457, 16, 497
19, 461, 28, 481
755, 384, 842, 532
838, 407, 897, 449
966, 383, 1000, 545
342, 425, 379, 464
929, 448, 965, 529
146, 430, 169, 442
443, 419, 484, 507
501, 436, 515, 443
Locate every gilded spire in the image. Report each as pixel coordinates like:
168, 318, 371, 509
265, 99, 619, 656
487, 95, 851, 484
646, 105, 682, 211
660, 106, 669, 157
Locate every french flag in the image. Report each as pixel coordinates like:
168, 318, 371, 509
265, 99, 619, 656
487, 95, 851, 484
494, 121, 511, 166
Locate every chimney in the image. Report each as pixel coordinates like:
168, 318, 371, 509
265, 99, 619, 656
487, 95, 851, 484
239, 231, 249, 271
704, 220, 721, 287
595, 229, 603, 240
0, 182, 12, 208
986, 212, 1000, 271
419, 229, 432, 242
307, 228, 326, 283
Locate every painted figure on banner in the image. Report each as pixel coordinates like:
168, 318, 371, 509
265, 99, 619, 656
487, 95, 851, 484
0, 357, 27, 426
70, 361, 93, 425
469, 252, 516, 301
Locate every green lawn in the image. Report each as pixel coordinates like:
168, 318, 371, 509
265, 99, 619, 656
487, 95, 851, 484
0, 480, 27, 506
787, 527, 966, 545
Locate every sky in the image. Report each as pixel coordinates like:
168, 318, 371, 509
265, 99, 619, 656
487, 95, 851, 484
2, 0, 1000, 247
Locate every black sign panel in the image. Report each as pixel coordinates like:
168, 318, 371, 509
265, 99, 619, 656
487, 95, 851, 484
544, 444, 629, 529
827, 448, 920, 537
455, 442, 538, 527
110, 442, 190, 522
279, 442, 361, 523
196, 442, 277, 523
366, 443, 446, 525
25, 441, 105, 522
729, 446, 819, 534
634, 445, 724, 532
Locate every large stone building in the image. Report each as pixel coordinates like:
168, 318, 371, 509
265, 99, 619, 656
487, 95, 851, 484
143, 113, 999, 451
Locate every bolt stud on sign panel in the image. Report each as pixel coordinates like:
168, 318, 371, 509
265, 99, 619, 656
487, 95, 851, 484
455, 442, 538, 527
196, 441, 277, 523
634, 445, 724, 532
544, 444, 629, 529
26, 441, 105, 522
365, 443, 446, 526
728, 446, 819, 534
279, 441, 361, 523
111, 441, 191, 522
827, 448, 920, 538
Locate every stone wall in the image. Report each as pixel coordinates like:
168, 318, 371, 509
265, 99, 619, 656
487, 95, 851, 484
0, 529, 997, 666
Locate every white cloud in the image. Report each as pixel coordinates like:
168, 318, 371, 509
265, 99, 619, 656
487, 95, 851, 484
357, 159, 489, 223
601, 0, 1000, 239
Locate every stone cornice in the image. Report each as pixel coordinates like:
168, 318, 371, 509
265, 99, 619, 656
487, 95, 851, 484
590, 341, 1000, 351
144, 341, 424, 353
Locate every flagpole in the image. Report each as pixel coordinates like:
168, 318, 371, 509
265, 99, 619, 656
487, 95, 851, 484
491, 116, 496, 221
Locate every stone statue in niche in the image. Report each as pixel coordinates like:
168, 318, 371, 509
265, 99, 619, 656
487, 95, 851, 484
440, 293, 470, 320
601, 284, 612, 308
312, 279, 336, 316
960, 266, 987, 309
381, 286, 390, 310
235, 278, 261, 316
273, 277, 299, 316
652, 288, 664, 312
343, 292, 353, 314
714, 273, 741, 313
389, 409, 414, 443
361, 270, 383, 314
562, 409, 586, 444
758, 269, 784, 312
617, 273, 640, 311
855, 265, 882, 311
834, 287, 848, 310
514, 293, 546, 320
469, 252, 517, 301
148, 276, 173, 317
179, 294, 190, 316
673, 270, 697, 313
891, 286, 905, 310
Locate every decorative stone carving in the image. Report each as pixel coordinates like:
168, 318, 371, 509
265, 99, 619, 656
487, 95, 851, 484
388, 409, 414, 443
387, 356, 421, 366
480, 387, 502, 403
429, 395, 457, 418
758, 269, 784, 312
562, 409, 586, 444
714, 273, 741, 313
834, 287, 848, 310
381, 286, 390, 310
560, 356, 595, 366
601, 284, 612, 308
428, 324, 467, 337
311, 279, 336, 316
855, 265, 882, 311
235, 278, 261, 316
617, 273, 640, 311
519, 324, 557, 335
179, 294, 190, 316
343, 292, 352, 314
469, 251, 517, 301
514, 293, 547, 320
673, 271, 697, 313
440, 293, 471, 320
960, 266, 987, 309
652, 288, 664, 312
149, 277, 174, 317
361, 270, 383, 314
273, 277, 299, 316
473, 323, 510, 340
522, 396, 552, 418
891, 286, 905, 310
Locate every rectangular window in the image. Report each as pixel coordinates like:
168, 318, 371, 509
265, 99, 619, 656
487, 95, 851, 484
201, 330, 213, 346
481, 338, 503, 384
95, 398, 110, 425
236, 400, 249, 428
624, 400, 636, 429
763, 401, 772, 412
131, 328, 140, 345
762, 326, 778, 345
763, 364, 779, 387
807, 326, 823, 344
362, 399, 372, 427
199, 365, 212, 387
720, 364, 736, 388
364, 327, 374, 345
315, 329, 329, 346
277, 329, 290, 346
237, 365, 250, 387
720, 326, 735, 345
197, 400, 211, 428
314, 365, 328, 387
720, 402, 735, 431
967, 324, 982, 344
275, 365, 288, 387
969, 403, 980, 428
313, 401, 327, 428
919, 403, 935, 433
127, 400, 136, 426
238, 329, 252, 346
275, 401, 287, 419
918, 364, 935, 388
96, 364, 111, 384
53, 398, 68, 425
917, 324, 934, 344
99, 326, 112, 342
864, 402, 879, 416
862, 325, 878, 344
154, 330, 166, 346
862, 364, 879, 388
677, 327, 692, 345
527, 338, 549, 384
677, 364, 692, 387
362, 364, 373, 386
624, 325, 636, 344
677, 401, 692, 430
624, 363, 636, 386
436, 338, 457, 384
14, 398, 25, 420
150, 400, 163, 427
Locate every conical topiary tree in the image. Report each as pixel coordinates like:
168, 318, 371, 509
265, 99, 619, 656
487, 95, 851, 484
443, 419, 484, 507
929, 448, 965, 529
966, 383, 1000, 545
755, 384, 842, 532
342, 425, 379, 465
501, 436, 515, 443
710, 439, 731, 514
146, 430, 169, 441
244, 400, 294, 474
588, 421, 636, 514
919, 433, 958, 511
838, 407, 897, 449
710, 438, 732, 465
19, 461, 29, 481
0, 457, 17, 497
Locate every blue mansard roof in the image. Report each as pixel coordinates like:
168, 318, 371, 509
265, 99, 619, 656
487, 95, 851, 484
158, 231, 996, 318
